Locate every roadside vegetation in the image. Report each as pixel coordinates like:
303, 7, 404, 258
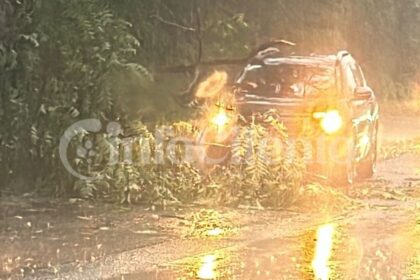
71, 113, 306, 208
380, 137, 420, 161
1, 0, 419, 208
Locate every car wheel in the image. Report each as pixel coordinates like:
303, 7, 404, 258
357, 122, 378, 179
329, 135, 356, 187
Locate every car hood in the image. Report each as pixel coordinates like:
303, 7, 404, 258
235, 94, 342, 135
236, 94, 315, 118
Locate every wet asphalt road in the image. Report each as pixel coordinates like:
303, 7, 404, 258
116, 184, 420, 279
24, 117, 419, 280
110, 118, 420, 279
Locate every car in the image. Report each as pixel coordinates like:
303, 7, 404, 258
204, 49, 379, 186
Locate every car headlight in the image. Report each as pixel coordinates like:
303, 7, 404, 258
313, 110, 343, 135
211, 111, 230, 128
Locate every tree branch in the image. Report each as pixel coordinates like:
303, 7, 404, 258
150, 14, 196, 32
157, 39, 295, 73
193, 0, 202, 64
179, 0, 203, 100
157, 58, 247, 73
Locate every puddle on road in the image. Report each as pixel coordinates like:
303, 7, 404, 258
311, 224, 335, 280
160, 249, 239, 279
126, 223, 346, 279
119, 212, 420, 280
406, 213, 420, 279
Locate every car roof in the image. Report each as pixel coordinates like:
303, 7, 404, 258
261, 55, 337, 68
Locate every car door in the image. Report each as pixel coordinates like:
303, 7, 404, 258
345, 62, 376, 160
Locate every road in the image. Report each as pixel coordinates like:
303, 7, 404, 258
113, 116, 420, 280
115, 173, 419, 279
26, 116, 419, 280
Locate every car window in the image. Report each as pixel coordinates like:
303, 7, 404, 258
344, 64, 357, 96
351, 63, 365, 87
236, 64, 336, 98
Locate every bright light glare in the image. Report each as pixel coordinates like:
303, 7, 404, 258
312, 224, 335, 280
196, 71, 228, 98
198, 255, 217, 279
360, 134, 370, 148
207, 228, 224, 237
212, 111, 229, 127
315, 110, 343, 134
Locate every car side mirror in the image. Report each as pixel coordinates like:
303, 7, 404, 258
354, 86, 373, 101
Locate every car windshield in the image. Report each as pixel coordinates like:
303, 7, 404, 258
236, 63, 336, 98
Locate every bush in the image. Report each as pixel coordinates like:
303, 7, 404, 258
71, 114, 306, 209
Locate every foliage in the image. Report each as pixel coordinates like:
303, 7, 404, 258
1, 0, 150, 194
295, 182, 359, 212
68, 114, 307, 209
380, 138, 420, 160
183, 209, 236, 238
202, 116, 305, 208
1, 0, 419, 200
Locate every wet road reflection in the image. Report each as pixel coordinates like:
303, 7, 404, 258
197, 255, 217, 279
119, 208, 419, 280
312, 224, 335, 280
132, 223, 344, 279
152, 249, 239, 279
406, 212, 420, 279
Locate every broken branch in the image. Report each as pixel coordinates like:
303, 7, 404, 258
157, 58, 247, 73
150, 14, 196, 32
157, 39, 295, 73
